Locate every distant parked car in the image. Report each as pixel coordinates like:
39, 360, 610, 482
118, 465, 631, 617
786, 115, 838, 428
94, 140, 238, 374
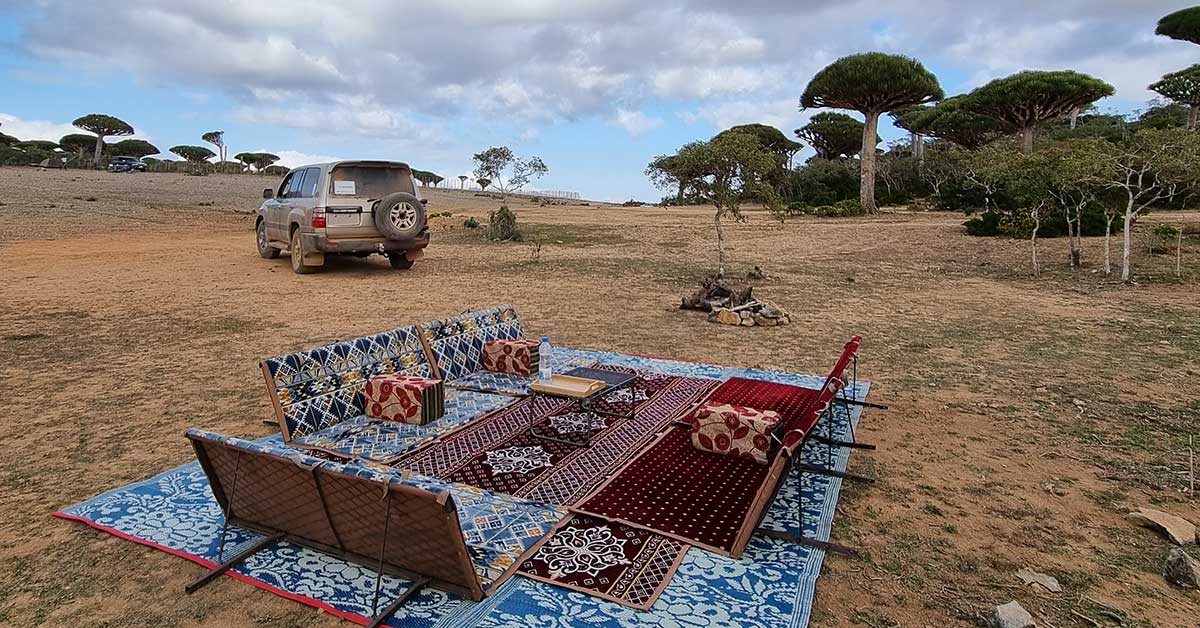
255, 160, 430, 274
108, 156, 146, 172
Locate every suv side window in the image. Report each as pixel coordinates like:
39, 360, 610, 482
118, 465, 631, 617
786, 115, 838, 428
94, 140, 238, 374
276, 172, 295, 198
285, 170, 305, 198
300, 167, 321, 198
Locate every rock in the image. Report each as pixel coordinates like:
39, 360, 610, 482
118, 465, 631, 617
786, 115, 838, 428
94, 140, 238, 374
714, 309, 741, 326
753, 315, 778, 327
739, 310, 752, 320
1164, 548, 1200, 588
988, 601, 1035, 628
740, 317, 755, 327
1017, 567, 1063, 593
1128, 508, 1197, 546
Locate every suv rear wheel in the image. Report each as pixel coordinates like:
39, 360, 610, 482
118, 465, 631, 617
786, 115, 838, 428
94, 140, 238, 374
387, 252, 414, 269
256, 220, 280, 259
290, 229, 316, 274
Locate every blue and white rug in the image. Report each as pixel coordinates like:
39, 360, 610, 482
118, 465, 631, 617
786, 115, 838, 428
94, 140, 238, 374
55, 347, 869, 628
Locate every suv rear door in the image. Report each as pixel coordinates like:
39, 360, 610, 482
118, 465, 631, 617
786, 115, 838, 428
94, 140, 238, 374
324, 163, 418, 240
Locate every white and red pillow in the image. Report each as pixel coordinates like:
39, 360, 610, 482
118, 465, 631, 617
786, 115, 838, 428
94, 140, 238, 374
483, 339, 540, 377
690, 402, 781, 465
365, 374, 444, 425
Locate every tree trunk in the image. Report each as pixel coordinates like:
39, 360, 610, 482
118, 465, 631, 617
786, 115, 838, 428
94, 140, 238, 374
1189, 104, 1198, 132
92, 133, 105, 166
1103, 215, 1114, 275
1178, 228, 1183, 278
1019, 127, 1034, 154
714, 210, 726, 278
1067, 208, 1081, 269
1121, 207, 1134, 282
1031, 209, 1041, 276
861, 112, 880, 213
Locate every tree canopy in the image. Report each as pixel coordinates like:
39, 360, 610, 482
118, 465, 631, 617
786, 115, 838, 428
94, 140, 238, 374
0, 132, 19, 146
904, 97, 1007, 149
201, 131, 226, 162
801, 52, 943, 212
234, 151, 280, 172
73, 113, 135, 166
169, 145, 215, 163
713, 124, 802, 163
472, 146, 548, 195
962, 70, 1115, 152
794, 112, 872, 160
58, 134, 98, 158
1156, 6, 1200, 45
800, 52, 944, 114
646, 131, 782, 276
1149, 64, 1200, 129
111, 139, 160, 158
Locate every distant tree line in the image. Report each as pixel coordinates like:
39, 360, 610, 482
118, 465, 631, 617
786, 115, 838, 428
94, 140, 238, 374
645, 5, 1200, 282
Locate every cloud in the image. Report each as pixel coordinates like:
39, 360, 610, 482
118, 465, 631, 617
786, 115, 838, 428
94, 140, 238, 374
265, 149, 342, 169
610, 108, 663, 136
0, 113, 80, 142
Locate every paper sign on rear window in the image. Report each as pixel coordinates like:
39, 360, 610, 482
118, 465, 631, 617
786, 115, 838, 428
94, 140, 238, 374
333, 180, 356, 195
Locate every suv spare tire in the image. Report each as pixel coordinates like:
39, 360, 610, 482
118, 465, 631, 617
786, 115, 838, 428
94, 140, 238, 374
374, 192, 425, 240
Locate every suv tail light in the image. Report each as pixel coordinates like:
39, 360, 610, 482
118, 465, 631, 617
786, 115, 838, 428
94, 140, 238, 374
311, 207, 327, 229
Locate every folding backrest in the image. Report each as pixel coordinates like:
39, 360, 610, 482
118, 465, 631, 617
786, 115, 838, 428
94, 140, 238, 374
260, 325, 435, 442
419, 305, 525, 381
186, 429, 485, 600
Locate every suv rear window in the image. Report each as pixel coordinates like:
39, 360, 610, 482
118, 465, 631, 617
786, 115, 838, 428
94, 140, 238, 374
328, 166, 415, 198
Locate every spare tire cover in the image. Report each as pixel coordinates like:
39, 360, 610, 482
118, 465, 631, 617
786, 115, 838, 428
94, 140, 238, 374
374, 192, 425, 240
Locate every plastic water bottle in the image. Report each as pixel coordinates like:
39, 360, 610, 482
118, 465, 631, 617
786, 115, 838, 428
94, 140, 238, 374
538, 336, 553, 382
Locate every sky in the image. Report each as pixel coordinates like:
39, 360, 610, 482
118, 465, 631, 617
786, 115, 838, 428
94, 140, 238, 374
0, 1, 1196, 202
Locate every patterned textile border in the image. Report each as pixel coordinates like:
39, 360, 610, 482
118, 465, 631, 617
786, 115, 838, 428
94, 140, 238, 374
54, 347, 869, 628
516, 512, 689, 610
393, 368, 718, 506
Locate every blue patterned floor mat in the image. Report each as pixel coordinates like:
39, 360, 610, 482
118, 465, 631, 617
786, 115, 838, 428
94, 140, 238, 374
56, 347, 869, 628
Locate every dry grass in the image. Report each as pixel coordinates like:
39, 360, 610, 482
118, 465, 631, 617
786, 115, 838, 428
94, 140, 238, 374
0, 168, 1197, 627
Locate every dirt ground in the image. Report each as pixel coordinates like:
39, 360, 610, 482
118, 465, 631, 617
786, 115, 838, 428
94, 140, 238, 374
1, 168, 1197, 628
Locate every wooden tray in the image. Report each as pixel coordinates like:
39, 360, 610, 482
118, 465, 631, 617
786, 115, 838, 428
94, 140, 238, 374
530, 375, 607, 399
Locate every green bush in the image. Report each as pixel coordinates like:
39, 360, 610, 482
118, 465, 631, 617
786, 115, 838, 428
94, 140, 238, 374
785, 198, 866, 218
463, 216, 480, 229
785, 158, 859, 206
963, 211, 1002, 236
486, 206, 520, 241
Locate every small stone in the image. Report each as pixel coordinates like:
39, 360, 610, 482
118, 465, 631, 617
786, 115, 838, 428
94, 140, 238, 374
1164, 548, 1200, 588
753, 315, 778, 327
1128, 508, 1197, 546
988, 601, 1035, 628
1017, 567, 1063, 593
739, 310, 752, 320
714, 309, 741, 326
740, 317, 755, 327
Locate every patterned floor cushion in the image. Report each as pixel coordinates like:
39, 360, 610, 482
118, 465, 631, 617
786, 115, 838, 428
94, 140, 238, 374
296, 389, 515, 463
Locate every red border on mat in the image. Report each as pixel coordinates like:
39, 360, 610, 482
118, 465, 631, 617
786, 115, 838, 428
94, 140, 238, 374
51, 511, 375, 627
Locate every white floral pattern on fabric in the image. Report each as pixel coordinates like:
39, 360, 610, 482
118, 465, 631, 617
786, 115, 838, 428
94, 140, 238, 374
547, 412, 607, 434
602, 387, 648, 404
539, 525, 631, 579
484, 446, 554, 475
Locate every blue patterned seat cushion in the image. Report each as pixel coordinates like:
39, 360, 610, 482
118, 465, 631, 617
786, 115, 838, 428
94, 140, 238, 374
186, 429, 564, 588
261, 325, 434, 441
421, 305, 525, 382
295, 389, 515, 463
